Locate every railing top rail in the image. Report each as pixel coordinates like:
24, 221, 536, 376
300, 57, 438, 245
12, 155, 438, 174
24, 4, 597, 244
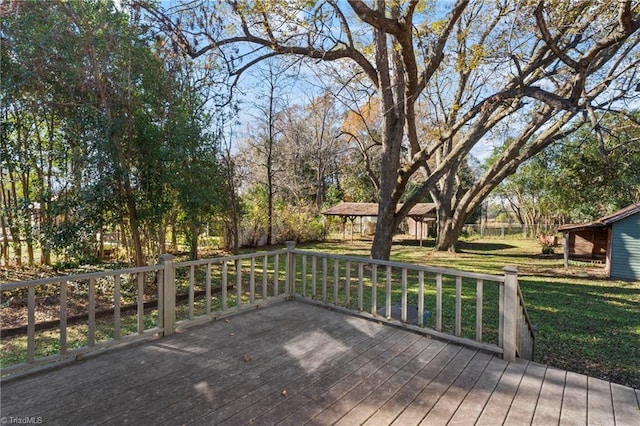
175, 248, 289, 268
291, 248, 506, 283
0, 264, 163, 290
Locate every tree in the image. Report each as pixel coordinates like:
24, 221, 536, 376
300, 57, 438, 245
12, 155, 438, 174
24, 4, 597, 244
240, 60, 291, 246
147, 0, 640, 259
497, 111, 640, 229
2, 1, 230, 265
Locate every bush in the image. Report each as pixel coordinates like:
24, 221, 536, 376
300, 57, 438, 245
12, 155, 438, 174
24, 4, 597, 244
276, 204, 324, 243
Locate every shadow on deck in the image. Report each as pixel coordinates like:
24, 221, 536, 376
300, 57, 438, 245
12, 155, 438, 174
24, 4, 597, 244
1, 300, 638, 425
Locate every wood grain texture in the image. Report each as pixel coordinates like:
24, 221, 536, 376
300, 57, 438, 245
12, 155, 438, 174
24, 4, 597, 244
1, 300, 638, 425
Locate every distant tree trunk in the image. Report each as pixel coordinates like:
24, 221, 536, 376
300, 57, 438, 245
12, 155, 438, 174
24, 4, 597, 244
188, 222, 199, 260
4, 176, 22, 266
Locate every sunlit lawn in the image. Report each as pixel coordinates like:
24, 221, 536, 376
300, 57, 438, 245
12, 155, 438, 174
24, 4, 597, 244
298, 236, 640, 389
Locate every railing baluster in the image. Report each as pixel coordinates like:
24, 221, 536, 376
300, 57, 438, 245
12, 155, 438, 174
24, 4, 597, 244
333, 258, 339, 304
401, 268, 407, 323
188, 266, 195, 320
250, 257, 255, 304
236, 259, 242, 308
222, 261, 228, 311
418, 271, 424, 327
138, 272, 145, 332
385, 266, 392, 319
301, 255, 307, 297
114, 274, 121, 340
88, 278, 96, 346
455, 276, 462, 336
345, 261, 351, 308
157, 268, 164, 332
358, 263, 364, 311
476, 279, 483, 342
498, 282, 504, 348
27, 285, 35, 363
322, 257, 327, 302
206, 264, 211, 315
274, 254, 279, 297
262, 256, 268, 300
371, 264, 377, 315
436, 273, 443, 332
60, 281, 68, 353
311, 256, 317, 298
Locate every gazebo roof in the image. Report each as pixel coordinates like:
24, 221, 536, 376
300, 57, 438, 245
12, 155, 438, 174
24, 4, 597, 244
322, 202, 436, 219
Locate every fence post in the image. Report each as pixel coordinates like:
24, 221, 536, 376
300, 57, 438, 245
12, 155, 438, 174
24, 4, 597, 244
159, 254, 176, 336
286, 241, 296, 298
502, 266, 518, 362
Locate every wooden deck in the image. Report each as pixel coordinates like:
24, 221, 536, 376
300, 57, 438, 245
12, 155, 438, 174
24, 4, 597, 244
2, 300, 638, 425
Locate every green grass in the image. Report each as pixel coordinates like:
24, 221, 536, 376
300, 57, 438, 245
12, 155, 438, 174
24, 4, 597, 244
296, 237, 640, 389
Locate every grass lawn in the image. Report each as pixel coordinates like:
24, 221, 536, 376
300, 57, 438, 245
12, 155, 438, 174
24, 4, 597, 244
298, 236, 640, 389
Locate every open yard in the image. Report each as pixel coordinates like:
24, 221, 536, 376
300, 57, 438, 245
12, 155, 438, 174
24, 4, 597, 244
300, 237, 640, 389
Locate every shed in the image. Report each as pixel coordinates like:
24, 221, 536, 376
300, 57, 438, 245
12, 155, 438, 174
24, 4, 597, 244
322, 202, 436, 244
558, 203, 640, 280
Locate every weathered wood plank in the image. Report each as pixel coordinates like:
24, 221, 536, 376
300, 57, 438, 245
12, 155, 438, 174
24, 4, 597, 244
587, 376, 615, 425
389, 347, 478, 425
333, 339, 448, 426
419, 351, 494, 425
503, 362, 547, 424
475, 359, 529, 425
212, 327, 401, 426
103, 306, 376, 425
361, 343, 462, 426
305, 336, 433, 425
559, 370, 588, 425
447, 356, 508, 425
2, 300, 639, 426
275, 330, 416, 425
611, 382, 640, 425
531, 367, 566, 425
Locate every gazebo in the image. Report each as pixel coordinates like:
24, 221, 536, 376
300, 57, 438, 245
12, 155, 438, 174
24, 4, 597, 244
322, 202, 436, 245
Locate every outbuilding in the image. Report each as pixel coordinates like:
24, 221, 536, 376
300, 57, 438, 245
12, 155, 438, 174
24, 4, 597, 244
558, 203, 640, 280
322, 202, 436, 245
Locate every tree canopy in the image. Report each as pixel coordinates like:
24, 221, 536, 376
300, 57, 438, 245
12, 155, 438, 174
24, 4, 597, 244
147, 0, 640, 259
1, 0, 229, 265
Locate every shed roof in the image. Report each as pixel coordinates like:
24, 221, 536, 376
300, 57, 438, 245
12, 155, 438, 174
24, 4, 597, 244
322, 202, 436, 219
557, 203, 640, 232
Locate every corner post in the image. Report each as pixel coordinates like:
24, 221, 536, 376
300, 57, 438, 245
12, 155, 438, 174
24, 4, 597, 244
286, 241, 296, 298
159, 254, 176, 336
502, 266, 518, 362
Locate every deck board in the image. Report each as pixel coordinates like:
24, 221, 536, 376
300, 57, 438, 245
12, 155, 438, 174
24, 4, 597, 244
1, 300, 638, 425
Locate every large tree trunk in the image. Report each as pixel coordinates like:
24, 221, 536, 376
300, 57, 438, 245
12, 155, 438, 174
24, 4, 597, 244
369, 3, 405, 260
189, 222, 199, 260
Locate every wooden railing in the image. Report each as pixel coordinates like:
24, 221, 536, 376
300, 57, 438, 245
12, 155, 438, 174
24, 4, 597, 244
1, 242, 535, 377
288, 247, 535, 362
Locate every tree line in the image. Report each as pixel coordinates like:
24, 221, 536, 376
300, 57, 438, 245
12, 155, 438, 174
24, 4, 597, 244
1, 1, 229, 266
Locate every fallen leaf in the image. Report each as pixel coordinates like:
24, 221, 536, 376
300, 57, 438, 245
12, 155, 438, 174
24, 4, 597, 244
281, 389, 288, 396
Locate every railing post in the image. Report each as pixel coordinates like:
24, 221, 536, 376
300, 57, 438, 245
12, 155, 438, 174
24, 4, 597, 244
502, 266, 518, 362
159, 254, 176, 336
286, 241, 296, 298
